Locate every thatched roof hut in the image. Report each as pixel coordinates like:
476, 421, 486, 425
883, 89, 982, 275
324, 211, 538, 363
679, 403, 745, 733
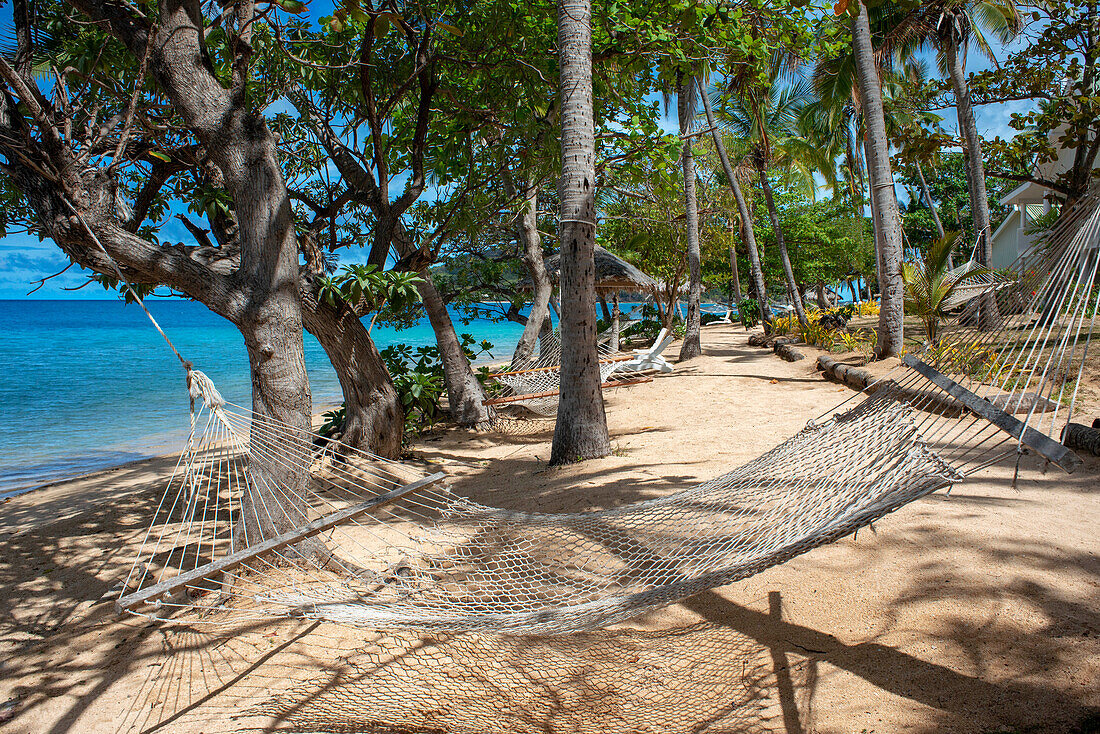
527, 245, 658, 293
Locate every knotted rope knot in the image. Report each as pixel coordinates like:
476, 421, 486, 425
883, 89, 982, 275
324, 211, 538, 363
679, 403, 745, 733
186, 369, 226, 410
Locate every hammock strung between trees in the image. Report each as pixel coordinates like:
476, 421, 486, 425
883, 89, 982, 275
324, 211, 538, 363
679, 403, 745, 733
116, 186, 1100, 635
483, 327, 656, 414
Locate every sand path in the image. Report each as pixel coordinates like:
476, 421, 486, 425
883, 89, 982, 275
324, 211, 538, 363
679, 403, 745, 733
1, 324, 1097, 733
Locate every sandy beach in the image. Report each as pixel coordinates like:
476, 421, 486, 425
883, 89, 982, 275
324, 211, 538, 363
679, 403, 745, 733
1, 323, 1098, 733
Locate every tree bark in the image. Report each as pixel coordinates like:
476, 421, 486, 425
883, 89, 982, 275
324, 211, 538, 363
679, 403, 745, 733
551, 0, 610, 465
697, 78, 771, 332
757, 157, 807, 326
946, 39, 999, 329
852, 0, 905, 358
678, 75, 703, 361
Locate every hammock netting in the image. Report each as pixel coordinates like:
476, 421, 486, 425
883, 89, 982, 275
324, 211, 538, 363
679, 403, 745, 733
117, 186, 1099, 639
485, 326, 655, 416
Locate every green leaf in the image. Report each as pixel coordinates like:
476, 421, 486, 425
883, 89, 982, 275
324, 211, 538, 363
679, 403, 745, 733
435, 22, 463, 37
273, 0, 307, 13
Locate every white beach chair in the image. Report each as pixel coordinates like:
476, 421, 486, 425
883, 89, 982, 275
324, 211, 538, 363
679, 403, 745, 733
613, 328, 675, 374
701, 304, 733, 325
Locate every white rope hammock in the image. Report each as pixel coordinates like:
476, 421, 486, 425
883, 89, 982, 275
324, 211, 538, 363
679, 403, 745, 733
485, 328, 654, 415
115, 186, 1100, 635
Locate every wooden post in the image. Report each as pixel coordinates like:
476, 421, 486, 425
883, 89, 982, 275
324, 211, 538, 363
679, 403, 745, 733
611, 292, 620, 352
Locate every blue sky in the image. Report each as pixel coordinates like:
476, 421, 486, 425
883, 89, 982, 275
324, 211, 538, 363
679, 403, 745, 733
0, 5, 1033, 299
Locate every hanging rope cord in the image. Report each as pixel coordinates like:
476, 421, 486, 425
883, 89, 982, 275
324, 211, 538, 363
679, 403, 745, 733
64, 199, 193, 374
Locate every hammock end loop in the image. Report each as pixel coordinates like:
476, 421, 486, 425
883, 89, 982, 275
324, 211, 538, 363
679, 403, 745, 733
186, 369, 226, 409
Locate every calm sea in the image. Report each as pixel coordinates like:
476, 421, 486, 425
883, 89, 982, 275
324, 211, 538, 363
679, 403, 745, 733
0, 299, 530, 497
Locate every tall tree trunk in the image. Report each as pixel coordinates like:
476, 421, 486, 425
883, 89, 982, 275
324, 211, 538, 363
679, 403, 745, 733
865, 135, 886, 298
551, 0, 610, 465
816, 280, 828, 309
510, 181, 553, 366
299, 283, 403, 458
852, 0, 904, 358
757, 157, 808, 326
697, 78, 772, 332
678, 74, 703, 361
946, 39, 999, 329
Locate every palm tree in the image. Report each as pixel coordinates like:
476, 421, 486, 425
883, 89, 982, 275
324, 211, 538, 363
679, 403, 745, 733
903, 232, 986, 344
716, 61, 815, 328
851, 0, 905, 357
697, 77, 774, 333
550, 0, 610, 465
678, 72, 703, 360
891, 0, 1021, 272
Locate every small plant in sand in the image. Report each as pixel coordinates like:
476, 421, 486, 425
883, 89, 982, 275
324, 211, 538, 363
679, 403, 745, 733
903, 233, 989, 346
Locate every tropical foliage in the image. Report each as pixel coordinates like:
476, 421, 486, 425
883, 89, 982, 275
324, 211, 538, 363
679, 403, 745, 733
902, 233, 988, 345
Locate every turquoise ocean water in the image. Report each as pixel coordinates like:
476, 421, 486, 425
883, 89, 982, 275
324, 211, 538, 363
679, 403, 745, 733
0, 299, 531, 497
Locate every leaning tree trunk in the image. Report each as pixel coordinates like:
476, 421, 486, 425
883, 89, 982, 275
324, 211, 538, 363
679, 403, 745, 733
551, 0, 610, 465
678, 74, 703, 361
729, 239, 743, 304
915, 160, 946, 240
697, 78, 771, 333
852, 0, 904, 358
916, 160, 952, 268
392, 227, 495, 427
418, 273, 495, 427
757, 156, 808, 327
299, 283, 403, 458
511, 181, 554, 366
946, 39, 999, 329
